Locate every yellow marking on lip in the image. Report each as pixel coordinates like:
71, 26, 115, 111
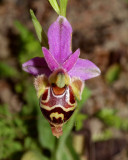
50, 112, 64, 121
40, 104, 76, 112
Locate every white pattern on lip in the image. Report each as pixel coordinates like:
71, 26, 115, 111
51, 85, 66, 98
40, 85, 77, 112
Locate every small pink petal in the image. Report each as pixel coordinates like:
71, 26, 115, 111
62, 49, 80, 72
42, 47, 60, 71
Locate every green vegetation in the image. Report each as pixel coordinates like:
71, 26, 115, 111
105, 64, 121, 84
96, 108, 128, 131
0, 62, 18, 78
15, 21, 42, 64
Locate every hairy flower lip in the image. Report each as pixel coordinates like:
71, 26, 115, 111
22, 16, 101, 81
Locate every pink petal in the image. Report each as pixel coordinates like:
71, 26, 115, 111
68, 58, 101, 80
48, 16, 72, 64
22, 57, 51, 76
42, 47, 60, 71
62, 49, 80, 72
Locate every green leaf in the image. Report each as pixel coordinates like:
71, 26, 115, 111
15, 83, 23, 93
37, 112, 56, 152
96, 108, 116, 118
92, 129, 113, 142
30, 9, 48, 47
60, 0, 68, 17
0, 62, 18, 78
15, 21, 42, 64
121, 119, 128, 131
60, 145, 73, 160
24, 85, 38, 109
48, 0, 60, 15
24, 137, 41, 151
97, 108, 128, 131
76, 87, 91, 109
66, 136, 80, 160
15, 21, 34, 41
105, 64, 121, 84
21, 150, 49, 160
75, 113, 88, 131
96, 108, 122, 129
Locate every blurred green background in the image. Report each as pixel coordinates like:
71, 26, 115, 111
0, 0, 128, 160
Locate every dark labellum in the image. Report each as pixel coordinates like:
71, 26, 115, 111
40, 84, 77, 126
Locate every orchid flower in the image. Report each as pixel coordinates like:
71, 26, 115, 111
22, 16, 100, 138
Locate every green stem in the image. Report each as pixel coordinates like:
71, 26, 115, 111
48, 0, 60, 15
60, 0, 68, 17
51, 138, 59, 160
55, 109, 78, 160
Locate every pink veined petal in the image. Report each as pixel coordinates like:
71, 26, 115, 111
62, 49, 80, 72
42, 47, 60, 71
48, 16, 72, 64
22, 57, 51, 76
68, 58, 101, 80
